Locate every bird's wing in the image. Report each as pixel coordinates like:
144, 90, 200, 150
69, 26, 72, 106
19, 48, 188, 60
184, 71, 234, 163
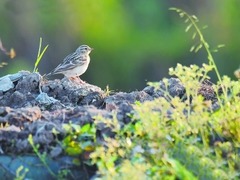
51, 52, 87, 74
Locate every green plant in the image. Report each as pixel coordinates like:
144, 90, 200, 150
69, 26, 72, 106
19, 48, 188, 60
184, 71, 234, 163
20, 8, 240, 180
28, 134, 57, 178
89, 8, 240, 180
0, 39, 16, 67
169, 7, 227, 100
33, 37, 49, 72
28, 125, 93, 179
0, 61, 7, 68
14, 166, 29, 180
103, 85, 114, 97
91, 79, 240, 179
62, 123, 96, 158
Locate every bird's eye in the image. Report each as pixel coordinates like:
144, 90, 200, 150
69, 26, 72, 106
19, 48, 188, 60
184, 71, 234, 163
85, 47, 88, 50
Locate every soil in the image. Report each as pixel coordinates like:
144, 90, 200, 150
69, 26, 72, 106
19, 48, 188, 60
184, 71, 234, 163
0, 71, 219, 178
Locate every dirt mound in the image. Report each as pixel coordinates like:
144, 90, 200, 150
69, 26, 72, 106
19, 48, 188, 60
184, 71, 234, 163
0, 72, 218, 155
0, 71, 218, 179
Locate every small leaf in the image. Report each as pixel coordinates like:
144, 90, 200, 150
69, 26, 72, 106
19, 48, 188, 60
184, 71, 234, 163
71, 124, 81, 132
33, 37, 49, 72
169, 7, 176, 11
81, 124, 91, 133
9, 48, 16, 59
52, 128, 59, 135
185, 24, 192, 32
28, 134, 33, 145
217, 44, 225, 48
16, 165, 29, 179
176, 9, 181, 13
72, 158, 81, 165
81, 141, 95, 151
234, 69, 240, 79
184, 18, 189, 23
211, 49, 218, 53
65, 146, 82, 156
37, 37, 42, 58
62, 124, 72, 132
126, 137, 132, 146
63, 135, 72, 144
168, 158, 197, 180
195, 44, 203, 52
0, 62, 7, 66
179, 12, 184, 18
192, 32, 197, 39
192, 15, 198, 21
202, 25, 208, 29
190, 46, 195, 52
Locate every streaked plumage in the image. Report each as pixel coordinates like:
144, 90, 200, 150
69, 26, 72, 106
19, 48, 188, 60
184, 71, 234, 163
47, 45, 93, 79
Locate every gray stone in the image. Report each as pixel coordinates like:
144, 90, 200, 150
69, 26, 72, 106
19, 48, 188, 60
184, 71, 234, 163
0, 76, 14, 92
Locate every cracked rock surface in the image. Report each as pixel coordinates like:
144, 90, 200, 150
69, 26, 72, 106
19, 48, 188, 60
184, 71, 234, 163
0, 72, 219, 155
0, 71, 220, 179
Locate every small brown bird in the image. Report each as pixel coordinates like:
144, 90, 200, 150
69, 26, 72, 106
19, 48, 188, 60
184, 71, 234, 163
46, 45, 93, 83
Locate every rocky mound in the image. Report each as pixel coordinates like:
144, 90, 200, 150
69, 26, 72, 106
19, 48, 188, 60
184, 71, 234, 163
0, 71, 218, 179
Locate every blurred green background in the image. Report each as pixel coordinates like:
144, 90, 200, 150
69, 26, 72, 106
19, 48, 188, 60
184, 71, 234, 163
0, 0, 239, 91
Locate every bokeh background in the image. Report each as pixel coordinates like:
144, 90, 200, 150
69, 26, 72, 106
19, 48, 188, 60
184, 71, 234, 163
0, 0, 239, 91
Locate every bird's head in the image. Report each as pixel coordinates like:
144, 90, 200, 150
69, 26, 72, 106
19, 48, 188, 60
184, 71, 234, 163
76, 45, 93, 55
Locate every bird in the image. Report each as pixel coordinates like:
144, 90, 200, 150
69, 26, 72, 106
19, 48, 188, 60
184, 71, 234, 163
46, 45, 93, 83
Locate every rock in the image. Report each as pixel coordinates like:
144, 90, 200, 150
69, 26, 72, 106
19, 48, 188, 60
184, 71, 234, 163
117, 102, 134, 124
36, 92, 59, 105
143, 78, 186, 99
79, 91, 105, 107
41, 78, 103, 108
0, 76, 14, 92
10, 91, 26, 107
0, 71, 31, 92
104, 91, 153, 111
15, 72, 41, 93
0, 71, 221, 157
8, 71, 30, 82
0, 106, 41, 127
0, 70, 232, 180
50, 145, 63, 158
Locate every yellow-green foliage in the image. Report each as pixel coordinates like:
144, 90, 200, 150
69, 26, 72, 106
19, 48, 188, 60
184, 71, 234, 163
52, 8, 240, 180
33, 37, 48, 72
62, 123, 96, 156
90, 64, 240, 179
89, 8, 240, 180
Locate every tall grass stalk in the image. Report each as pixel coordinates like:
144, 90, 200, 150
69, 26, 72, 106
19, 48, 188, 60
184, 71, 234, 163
169, 8, 227, 99
33, 37, 49, 72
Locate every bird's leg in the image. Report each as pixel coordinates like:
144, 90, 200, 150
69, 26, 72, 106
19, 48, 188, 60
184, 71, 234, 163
69, 76, 85, 84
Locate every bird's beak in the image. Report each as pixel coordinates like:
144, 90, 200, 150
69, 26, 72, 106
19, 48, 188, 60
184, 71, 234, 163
90, 48, 94, 51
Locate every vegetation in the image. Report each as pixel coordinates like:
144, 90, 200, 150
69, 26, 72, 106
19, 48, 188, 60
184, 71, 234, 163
10, 8, 240, 179
0, 39, 16, 67
33, 37, 49, 72
90, 67, 240, 179
88, 9, 240, 179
